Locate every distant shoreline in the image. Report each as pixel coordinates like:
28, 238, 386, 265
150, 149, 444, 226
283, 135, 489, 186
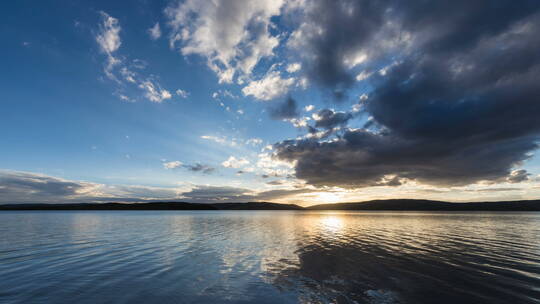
1, 199, 539, 211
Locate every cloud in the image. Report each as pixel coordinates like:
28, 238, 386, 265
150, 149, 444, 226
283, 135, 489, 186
163, 160, 215, 174
269, 97, 299, 120
275, 129, 537, 188
184, 163, 215, 174
507, 170, 530, 183
165, 0, 284, 83
95, 13, 173, 103
312, 109, 353, 130
288, 116, 311, 128
212, 90, 238, 100
179, 185, 250, 202
163, 161, 183, 169
0, 171, 314, 205
0, 170, 180, 204
242, 71, 295, 101
246, 138, 263, 146
286, 63, 302, 73
148, 22, 161, 40
266, 180, 285, 186
96, 12, 122, 80
176, 89, 189, 98
201, 135, 239, 147
178, 185, 313, 203
304, 105, 314, 112
271, 1, 540, 189
222, 156, 250, 168
96, 12, 121, 54
0, 170, 90, 198
138, 81, 172, 103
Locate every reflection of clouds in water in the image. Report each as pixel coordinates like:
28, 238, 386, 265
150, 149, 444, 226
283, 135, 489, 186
3, 212, 539, 303
265, 212, 540, 304
365, 289, 400, 304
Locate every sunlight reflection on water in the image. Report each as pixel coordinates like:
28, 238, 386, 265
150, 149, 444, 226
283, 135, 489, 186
0, 211, 539, 304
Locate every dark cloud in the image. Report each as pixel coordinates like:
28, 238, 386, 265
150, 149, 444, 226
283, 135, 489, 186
266, 180, 285, 185
269, 97, 299, 120
381, 176, 402, 187
179, 185, 313, 203
469, 188, 521, 193
507, 170, 530, 183
0, 171, 314, 205
314, 109, 353, 130
180, 185, 250, 201
0, 171, 179, 204
275, 129, 537, 188
184, 163, 215, 174
293, 0, 387, 90
0, 171, 85, 198
294, 0, 540, 92
276, 2, 540, 188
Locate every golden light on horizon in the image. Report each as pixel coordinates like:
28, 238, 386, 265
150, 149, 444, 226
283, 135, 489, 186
312, 192, 342, 203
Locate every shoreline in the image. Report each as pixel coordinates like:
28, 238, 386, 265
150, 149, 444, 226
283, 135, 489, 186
1, 199, 539, 211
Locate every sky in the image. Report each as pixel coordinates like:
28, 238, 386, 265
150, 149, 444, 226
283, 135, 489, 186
1, 0, 540, 206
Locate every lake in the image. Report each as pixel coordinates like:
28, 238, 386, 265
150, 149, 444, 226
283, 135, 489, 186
1, 211, 539, 303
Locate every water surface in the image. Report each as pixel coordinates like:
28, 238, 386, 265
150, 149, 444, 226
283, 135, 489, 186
1, 211, 539, 303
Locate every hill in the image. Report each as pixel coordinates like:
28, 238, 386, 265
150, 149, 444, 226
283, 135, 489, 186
0, 201, 302, 211
1, 199, 539, 211
307, 199, 540, 211
212, 202, 304, 210
0, 202, 217, 211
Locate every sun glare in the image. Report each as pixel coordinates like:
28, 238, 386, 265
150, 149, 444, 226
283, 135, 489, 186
320, 215, 344, 232
314, 192, 341, 203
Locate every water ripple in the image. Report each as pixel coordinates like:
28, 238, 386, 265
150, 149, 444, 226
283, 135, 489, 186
0, 211, 539, 303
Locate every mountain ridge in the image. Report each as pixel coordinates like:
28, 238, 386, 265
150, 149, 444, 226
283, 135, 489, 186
1, 199, 539, 211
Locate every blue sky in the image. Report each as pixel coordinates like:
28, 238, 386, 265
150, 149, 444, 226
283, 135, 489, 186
2, 0, 540, 205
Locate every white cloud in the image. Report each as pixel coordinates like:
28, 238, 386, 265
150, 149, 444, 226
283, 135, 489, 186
212, 90, 238, 99
297, 77, 309, 89
201, 135, 238, 147
222, 156, 250, 168
176, 89, 189, 98
256, 152, 294, 176
351, 94, 368, 112
246, 138, 263, 146
304, 104, 314, 112
139, 81, 172, 103
96, 12, 121, 54
120, 67, 137, 83
96, 12, 122, 81
378, 61, 401, 76
165, 0, 284, 83
148, 22, 161, 40
95, 13, 173, 103
163, 160, 183, 169
344, 51, 367, 68
117, 94, 132, 102
242, 71, 295, 101
355, 70, 372, 81
286, 62, 302, 73
287, 116, 311, 128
